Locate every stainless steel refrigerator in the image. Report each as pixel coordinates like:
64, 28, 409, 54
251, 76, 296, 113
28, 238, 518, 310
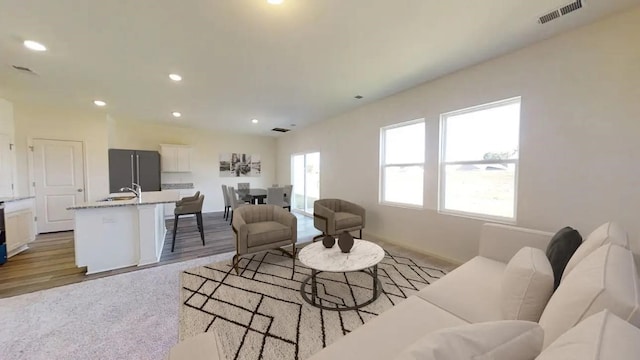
108, 149, 161, 193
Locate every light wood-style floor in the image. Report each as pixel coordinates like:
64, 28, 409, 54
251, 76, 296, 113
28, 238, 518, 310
0, 211, 320, 299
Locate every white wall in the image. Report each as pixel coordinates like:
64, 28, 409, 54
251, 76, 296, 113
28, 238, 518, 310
108, 118, 277, 213
276, 7, 640, 263
0, 98, 15, 136
13, 103, 110, 202
0, 98, 17, 197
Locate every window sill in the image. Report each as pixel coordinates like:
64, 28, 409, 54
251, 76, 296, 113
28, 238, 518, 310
437, 209, 516, 225
379, 201, 424, 210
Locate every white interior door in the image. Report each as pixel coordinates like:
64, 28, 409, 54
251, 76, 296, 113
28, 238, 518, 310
33, 139, 85, 232
0, 133, 14, 197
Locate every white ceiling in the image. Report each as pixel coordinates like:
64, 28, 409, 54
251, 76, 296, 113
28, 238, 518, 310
1, 0, 639, 135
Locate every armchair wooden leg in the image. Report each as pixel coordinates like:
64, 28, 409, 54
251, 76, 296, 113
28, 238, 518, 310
359, 229, 362, 239
196, 212, 205, 246
232, 254, 240, 275
171, 214, 179, 252
292, 243, 296, 274
312, 233, 325, 242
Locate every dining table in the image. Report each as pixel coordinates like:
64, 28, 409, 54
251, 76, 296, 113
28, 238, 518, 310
236, 188, 268, 204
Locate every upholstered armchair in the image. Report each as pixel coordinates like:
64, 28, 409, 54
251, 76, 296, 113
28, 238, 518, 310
231, 204, 297, 274
313, 198, 366, 239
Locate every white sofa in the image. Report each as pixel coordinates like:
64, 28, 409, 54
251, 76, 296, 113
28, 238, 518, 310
309, 221, 640, 359
169, 222, 640, 359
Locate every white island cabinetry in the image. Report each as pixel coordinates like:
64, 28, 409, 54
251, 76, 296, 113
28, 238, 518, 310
2, 197, 36, 257
68, 191, 179, 274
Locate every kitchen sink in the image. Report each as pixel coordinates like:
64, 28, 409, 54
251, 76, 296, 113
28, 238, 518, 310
101, 195, 137, 201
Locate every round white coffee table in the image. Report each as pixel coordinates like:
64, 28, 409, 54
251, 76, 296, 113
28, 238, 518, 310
298, 239, 385, 311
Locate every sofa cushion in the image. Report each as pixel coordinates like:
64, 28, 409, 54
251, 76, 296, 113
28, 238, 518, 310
334, 212, 362, 230
393, 320, 543, 360
246, 221, 291, 247
417, 256, 505, 323
536, 310, 640, 360
307, 296, 468, 360
538, 244, 640, 348
501, 247, 554, 322
561, 222, 628, 280
545, 227, 582, 290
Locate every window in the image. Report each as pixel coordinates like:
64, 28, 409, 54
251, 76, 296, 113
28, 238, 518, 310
380, 119, 425, 207
439, 97, 520, 220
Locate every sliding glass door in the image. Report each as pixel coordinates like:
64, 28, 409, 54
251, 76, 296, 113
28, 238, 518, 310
291, 152, 320, 215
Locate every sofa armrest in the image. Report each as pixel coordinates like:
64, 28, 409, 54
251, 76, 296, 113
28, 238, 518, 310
274, 207, 297, 244
479, 223, 554, 263
168, 331, 226, 360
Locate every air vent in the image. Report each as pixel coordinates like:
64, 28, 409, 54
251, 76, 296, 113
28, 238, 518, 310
539, 10, 561, 24
560, 0, 583, 15
538, 0, 584, 24
11, 65, 37, 74
271, 127, 290, 133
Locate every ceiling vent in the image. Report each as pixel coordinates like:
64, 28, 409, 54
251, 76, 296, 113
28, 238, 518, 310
11, 64, 37, 75
271, 127, 290, 133
538, 0, 583, 24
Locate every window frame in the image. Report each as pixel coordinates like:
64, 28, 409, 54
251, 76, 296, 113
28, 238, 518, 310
379, 118, 425, 209
438, 97, 521, 222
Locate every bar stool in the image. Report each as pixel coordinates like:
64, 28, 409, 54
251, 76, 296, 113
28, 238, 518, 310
171, 193, 205, 252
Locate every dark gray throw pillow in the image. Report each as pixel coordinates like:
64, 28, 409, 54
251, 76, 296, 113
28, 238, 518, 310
546, 227, 582, 290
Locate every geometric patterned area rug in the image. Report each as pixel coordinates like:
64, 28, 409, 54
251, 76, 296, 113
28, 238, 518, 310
180, 249, 447, 360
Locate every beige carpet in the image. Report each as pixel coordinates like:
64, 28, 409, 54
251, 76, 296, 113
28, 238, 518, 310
0, 252, 233, 360
180, 249, 447, 360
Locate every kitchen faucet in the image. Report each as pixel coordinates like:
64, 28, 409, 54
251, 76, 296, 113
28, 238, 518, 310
120, 182, 142, 201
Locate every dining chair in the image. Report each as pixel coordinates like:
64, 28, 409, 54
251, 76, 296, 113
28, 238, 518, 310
227, 186, 248, 224
171, 193, 205, 252
237, 182, 250, 191
266, 187, 286, 208
221, 185, 231, 220
283, 184, 293, 211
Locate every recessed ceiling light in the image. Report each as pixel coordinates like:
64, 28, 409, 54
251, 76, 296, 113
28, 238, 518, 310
93, 100, 106, 107
169, 73, 182, 81
172, 111, 182, 118
267, 0, 284, 4
23, 40, 47, 52
252, 119, 259, 124
354, 95, 363, 99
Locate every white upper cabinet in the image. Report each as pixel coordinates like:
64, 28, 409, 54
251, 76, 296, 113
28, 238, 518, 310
160, 144, 192, 172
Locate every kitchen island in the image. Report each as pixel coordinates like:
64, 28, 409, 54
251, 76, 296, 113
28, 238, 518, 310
0, 196, 36, 258
68, 191, 180, 274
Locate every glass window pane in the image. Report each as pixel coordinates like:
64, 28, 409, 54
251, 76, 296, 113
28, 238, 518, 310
383, 166, 423, 206
444, 102, 520, 162
443, 163, 516, 218
292, 155, 305, 211
384, 122, 425, 164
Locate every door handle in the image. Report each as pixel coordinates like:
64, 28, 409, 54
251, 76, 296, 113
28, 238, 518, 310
77, 189, 84, 192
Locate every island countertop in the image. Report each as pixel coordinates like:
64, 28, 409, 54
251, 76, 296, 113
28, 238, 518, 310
67, 191, 181, 210
0, 195, 36, 203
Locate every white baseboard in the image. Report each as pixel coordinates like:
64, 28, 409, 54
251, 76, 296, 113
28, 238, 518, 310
363, 231, 464, 266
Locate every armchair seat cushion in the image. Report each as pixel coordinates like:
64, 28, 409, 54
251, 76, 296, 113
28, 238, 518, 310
246, 221, 292, 248
335, 212, 362, 230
